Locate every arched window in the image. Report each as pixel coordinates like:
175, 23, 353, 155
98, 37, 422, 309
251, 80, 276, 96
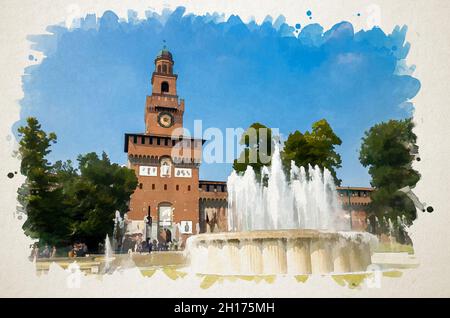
168, 65, 172, 74
162, 64, 167, 73
157, 65, 162, 73
161, 81, 169, 93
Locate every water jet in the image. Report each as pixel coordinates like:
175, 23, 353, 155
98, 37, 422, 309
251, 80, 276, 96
187, 144, 377, 275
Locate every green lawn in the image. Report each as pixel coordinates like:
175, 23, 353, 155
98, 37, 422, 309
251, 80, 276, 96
375, 242, 414, 254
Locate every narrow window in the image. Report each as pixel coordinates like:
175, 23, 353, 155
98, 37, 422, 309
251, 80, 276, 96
152, 184, 155, 190
161, 81, 169, 93
164, 184, 167, 190
176, 185, 179, 191
188, 185, 191, 191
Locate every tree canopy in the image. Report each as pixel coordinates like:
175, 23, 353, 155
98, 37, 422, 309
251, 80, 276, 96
232, 122, 274, 178
282, 119, 342, 185
359, 118, 420, 224
17, 117, 67, 245
17, 117, 138, 250
232, 120, 343, 185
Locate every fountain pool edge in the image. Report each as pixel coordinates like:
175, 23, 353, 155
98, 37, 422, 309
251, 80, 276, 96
186, 230, 378, 275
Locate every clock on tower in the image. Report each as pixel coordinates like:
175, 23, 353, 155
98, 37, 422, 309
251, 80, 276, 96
157, 111, 174, 128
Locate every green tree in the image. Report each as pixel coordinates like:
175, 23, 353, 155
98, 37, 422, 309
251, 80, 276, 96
17, 117, 138, 250
17, 117, 72, 245
282, 119, 342, 185
66, 152, 138, 248
359, 118, 420, 224
233, 123, 274, 178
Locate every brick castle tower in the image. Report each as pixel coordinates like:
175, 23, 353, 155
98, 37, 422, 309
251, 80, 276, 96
124, 47, 204, 245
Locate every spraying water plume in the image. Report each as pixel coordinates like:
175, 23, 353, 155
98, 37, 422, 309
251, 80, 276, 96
227, 143, 349, 232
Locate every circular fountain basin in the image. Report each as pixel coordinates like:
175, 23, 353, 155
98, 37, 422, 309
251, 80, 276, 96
187, 230, 377, 275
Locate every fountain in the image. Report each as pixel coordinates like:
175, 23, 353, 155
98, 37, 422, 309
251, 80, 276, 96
102, 234, 115, 274
112, 211, 124, 252
187, 143, 377, 275
388, 218, 395, 243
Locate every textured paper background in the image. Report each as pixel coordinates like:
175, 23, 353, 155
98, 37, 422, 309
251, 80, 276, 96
1, 0, 449, 297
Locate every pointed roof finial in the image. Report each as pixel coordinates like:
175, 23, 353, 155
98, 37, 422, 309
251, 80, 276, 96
157, 40, 173, 60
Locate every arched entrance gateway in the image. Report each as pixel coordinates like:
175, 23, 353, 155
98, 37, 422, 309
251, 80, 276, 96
157, 202, 173, 242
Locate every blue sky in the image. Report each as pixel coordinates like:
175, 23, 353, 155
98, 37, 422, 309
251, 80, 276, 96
17, 7, 420, 186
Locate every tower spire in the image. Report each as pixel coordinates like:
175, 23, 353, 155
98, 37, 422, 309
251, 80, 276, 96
147, 48, 180, 133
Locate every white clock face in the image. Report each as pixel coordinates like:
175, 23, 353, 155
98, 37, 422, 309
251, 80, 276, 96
158, 112, 174, 128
